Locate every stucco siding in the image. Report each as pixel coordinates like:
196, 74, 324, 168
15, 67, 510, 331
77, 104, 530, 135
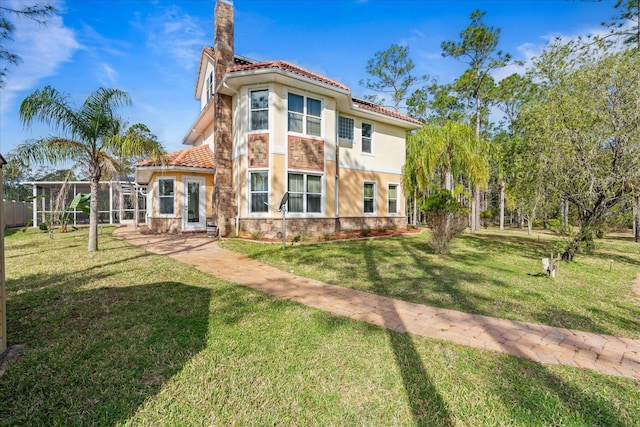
146, 171, 214, 226
338, 168, 405, 218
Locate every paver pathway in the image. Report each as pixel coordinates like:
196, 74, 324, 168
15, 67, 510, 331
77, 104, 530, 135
113, 227, 640, 380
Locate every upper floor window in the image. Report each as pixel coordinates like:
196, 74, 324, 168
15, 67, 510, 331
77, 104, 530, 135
207, 72, 214, 101
157, 178, 175, 215
288, 93, 322, 137
338, 116, 354, 141
288, 173, 322, 213
250, 89, 269, 131
363, 182, 376, 214
388, 184, 399, 214
250, 171, 269, 213
362, 122, 373, 154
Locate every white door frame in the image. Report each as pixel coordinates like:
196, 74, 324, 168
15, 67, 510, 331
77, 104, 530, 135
182, 177, 206, 231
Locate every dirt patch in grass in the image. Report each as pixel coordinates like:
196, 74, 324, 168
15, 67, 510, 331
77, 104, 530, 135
0, 344, 26, 378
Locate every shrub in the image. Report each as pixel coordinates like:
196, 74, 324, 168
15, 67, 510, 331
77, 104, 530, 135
360, 228, 371, 237
39, 222, 48, 231
250, 231, 265, 240
480, 209, 493, 228
422, 189, 469, 254
321, 232, 333, 241
546, 218, 561, 232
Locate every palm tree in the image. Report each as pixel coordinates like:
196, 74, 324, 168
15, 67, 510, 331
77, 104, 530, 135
16, 86, 165, 251
407, 121, 489, 194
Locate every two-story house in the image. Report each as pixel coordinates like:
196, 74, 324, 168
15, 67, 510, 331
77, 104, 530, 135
136, 0, 421, 237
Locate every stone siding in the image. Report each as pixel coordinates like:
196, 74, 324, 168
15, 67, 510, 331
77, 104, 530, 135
147, 217, 182, 234
212, 0, 236, 237
238, 216, 408, 238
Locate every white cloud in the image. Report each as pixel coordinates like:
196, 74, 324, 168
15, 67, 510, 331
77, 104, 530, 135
98, 63, 118, 86
1, 1, 80, 115
132, 5, 209, 71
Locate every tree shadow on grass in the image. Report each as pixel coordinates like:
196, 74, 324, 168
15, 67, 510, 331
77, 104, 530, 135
1, 281, 211, 426
486, 355, 638, 426
362, 240, 455, 426
388, 235, 638, 424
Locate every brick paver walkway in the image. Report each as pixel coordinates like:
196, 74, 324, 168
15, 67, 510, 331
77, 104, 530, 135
113, 227, 640, 380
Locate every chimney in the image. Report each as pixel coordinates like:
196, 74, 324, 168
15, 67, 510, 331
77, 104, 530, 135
212, 0, 236, 236
213, 0, 234, 88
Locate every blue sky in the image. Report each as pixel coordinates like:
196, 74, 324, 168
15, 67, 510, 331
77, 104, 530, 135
0, 0, 621, 157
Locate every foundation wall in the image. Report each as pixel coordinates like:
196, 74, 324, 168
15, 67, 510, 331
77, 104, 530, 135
238, 216, 407, 238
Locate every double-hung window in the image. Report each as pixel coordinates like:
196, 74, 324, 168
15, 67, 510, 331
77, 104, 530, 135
250, 89, 269, 131
388, 184, 399, 214
363, 182, 376, 214
362, 122, 373, 154
288, 93, 322, 137
288, 173, 322, 213
250, 171, 269, 213
338, 116, 354, 141
158, 178, 175, 215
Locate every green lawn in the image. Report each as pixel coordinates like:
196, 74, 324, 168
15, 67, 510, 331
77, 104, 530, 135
1, 227, 639, 426
220, 229, 640, 339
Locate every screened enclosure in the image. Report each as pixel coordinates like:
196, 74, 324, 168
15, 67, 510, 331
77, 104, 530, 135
22, 181, 147, 228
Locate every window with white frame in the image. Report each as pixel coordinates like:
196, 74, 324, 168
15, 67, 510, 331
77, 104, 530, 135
157, 178, 175, 215
388, 184, 399, 214
363, 182, 376, 214
250, 171, 269, 213
288, 173, 322, 213
288, 93, 322, 137
250, 89, 269, 131
338, 116, 354, 141
362, 122, 373, 154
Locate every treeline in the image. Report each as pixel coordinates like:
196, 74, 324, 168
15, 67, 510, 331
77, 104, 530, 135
361, 2, 640, 253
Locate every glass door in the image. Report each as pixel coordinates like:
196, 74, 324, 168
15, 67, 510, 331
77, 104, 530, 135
183, 177, 205, 231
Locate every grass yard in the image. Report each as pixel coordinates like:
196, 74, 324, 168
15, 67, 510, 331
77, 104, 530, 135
1, 227, 639, 426
221, 229, 640, 339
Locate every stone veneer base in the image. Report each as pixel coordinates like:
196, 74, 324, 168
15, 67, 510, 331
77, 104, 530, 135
238, 216, 408, 238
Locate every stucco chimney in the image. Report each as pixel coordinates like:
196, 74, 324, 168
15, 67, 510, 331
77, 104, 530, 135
212, 0, 236, 236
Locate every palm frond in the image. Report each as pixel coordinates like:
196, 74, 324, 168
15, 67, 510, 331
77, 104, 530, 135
13, 137, 86, 166
19, 86, 80, 135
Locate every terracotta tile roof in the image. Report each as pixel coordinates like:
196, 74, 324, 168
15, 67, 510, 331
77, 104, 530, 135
198, 48, 421, 126
227, 60, 350, 92
137, 145, 215, 169
353, 98, 423, 126
195, 48, 256, 98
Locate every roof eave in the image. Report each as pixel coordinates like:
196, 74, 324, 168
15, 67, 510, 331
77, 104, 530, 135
218, 67, 351, 98
135, 165, 215, 184
351, 104, 422, 130
182, 100, 215, 145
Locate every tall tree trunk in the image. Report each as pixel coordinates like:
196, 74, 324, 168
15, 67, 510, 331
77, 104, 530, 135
635, 196, 640, 243
499, 178, 505, 230
475, 187, 481, 230
413, 188, 418, 225
470, 187, 477, 232
563, 199, 569, 230
445, 170, 454, 192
